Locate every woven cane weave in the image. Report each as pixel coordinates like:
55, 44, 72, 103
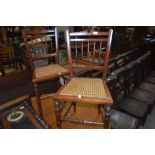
60, 78, 107, 98
35, 64, 68, 78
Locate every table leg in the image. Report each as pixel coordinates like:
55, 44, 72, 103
104, 105, 111, 129
54, 101, 61, 129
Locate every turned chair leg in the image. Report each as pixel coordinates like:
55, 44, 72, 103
54, 101, 62, 129
98, 105, 101, 114
34, 83, 43, 118
72, 102, 76, 113
104, 105, 111, 129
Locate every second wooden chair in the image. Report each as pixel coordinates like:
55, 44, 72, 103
22, 27, 70, 117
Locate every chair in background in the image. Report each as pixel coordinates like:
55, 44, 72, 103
0, 43, 26, 73
0, 45, 15, 70
106, 74, 139, 129
110, 67, 128, 105
109, 109, 138, 129
22, 27, 70, 117
5, 26, 23, 44
115, 54, 125, 69
114, 66, 148, 124
53, 29, 113, 129
124, 60, 154, 113
11, 42, 25, 70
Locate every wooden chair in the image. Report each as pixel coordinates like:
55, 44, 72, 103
124, 59, 154, 113
22, 27, 70, 117
106, 75, 139, 129
110, 109, 138, 129
5, 26, 23, 44
110, 67, 128, 105
124, 61, 139, 93
115, 54, 125, 69
53, 29, 113, 129
136, 51, 152, 84
0, 45, 15, 70
114, 67, 148, 124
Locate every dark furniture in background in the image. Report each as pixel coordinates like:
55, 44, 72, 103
0, 61, 5, 76
143, 34, 155, 70
109, 50, 155, 128
0, 43, 25, 73
0, 27, 4, 45
5, 26, 23, 44
0, 70, 59, 105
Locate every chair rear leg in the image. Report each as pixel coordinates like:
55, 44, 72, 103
104, 105, 112, 129
98, 104, 101, 114
54, 101, 62, 129
72, 102, 77, 113
34, 83, 43, 118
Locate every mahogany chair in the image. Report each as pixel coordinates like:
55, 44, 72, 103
22, 27, 70, 117
53, 29, 113, 129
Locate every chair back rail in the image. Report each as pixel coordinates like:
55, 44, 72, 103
66, 29, 113, 78
22, 27, 59, 70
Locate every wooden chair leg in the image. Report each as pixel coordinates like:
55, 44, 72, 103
98, 104, 101, 114
34, 83, 43, 117
104, 105, 111, 129
72, 102, 76, 113
54, 101, 62, 129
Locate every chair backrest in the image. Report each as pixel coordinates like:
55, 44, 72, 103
106, 75, 117, 107
115, 54, 125, 69
66, 29, 113, 78
22, 27, 58, 70
124, 61, 139, 93
110, 67, 128, 105
136, 51, 151, 82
